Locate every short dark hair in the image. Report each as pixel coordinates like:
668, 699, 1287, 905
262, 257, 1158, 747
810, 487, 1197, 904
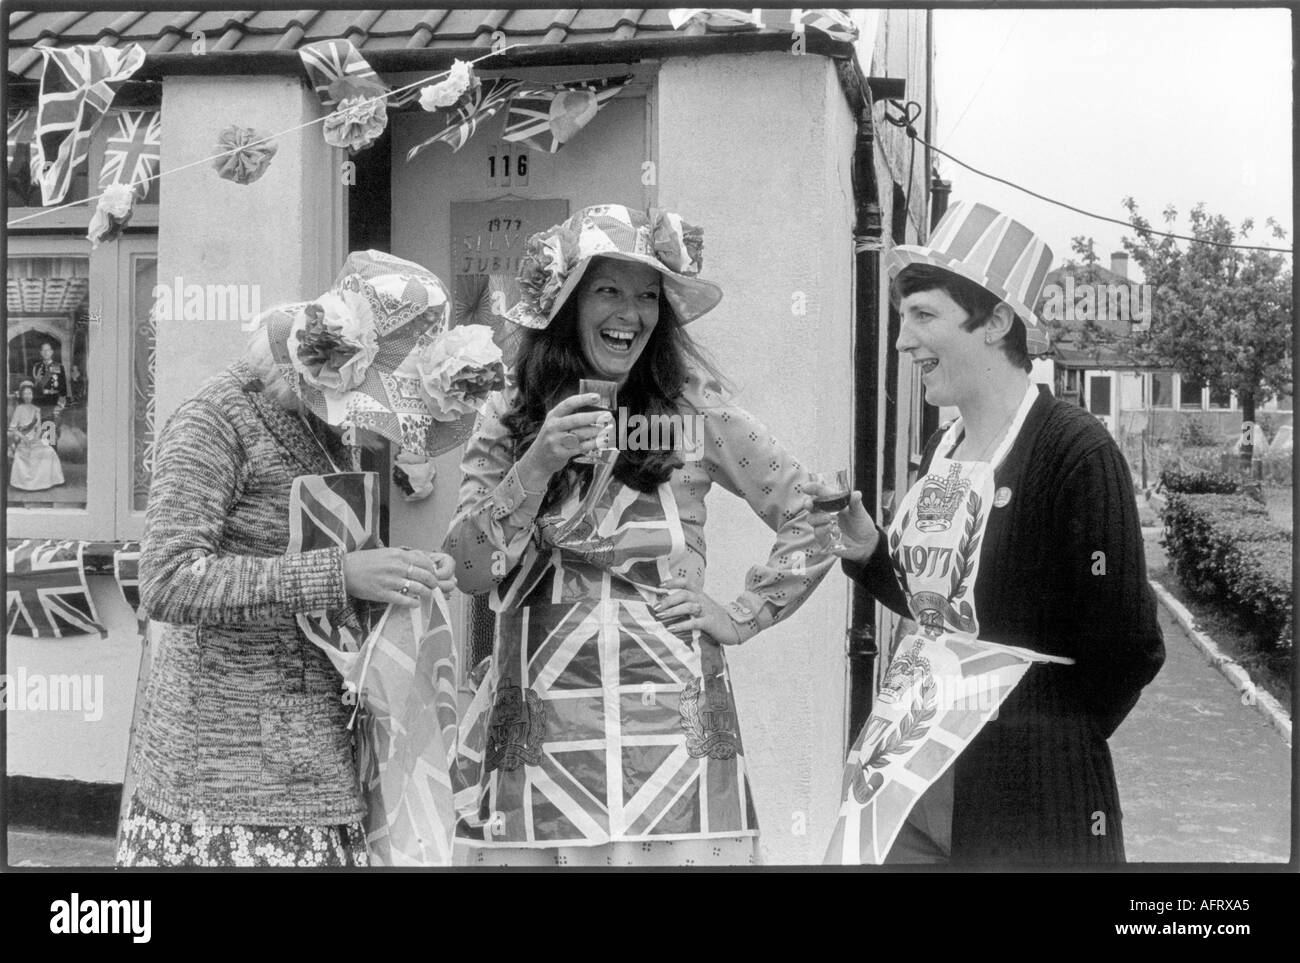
890, 263, 1031, 373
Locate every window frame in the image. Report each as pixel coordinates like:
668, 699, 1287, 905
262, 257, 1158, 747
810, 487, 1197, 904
7, 234, 157, 541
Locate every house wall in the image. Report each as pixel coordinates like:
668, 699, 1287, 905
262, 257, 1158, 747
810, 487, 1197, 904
655, 51, 856, 865
6, 580, 142, 784
9, 74, 346, 789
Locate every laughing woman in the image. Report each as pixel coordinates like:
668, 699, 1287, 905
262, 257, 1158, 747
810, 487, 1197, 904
809, 203, 1165, 864
444, 204, 834, 866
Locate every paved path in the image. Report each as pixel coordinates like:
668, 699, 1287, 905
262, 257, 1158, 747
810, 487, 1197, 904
1110, 537, 1292, 863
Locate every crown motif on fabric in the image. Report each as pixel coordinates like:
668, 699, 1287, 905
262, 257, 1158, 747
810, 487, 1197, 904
879, 639, 932, 705
915, 462, 970, 532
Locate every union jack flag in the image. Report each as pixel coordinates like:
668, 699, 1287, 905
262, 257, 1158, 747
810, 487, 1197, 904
32, 44, 145, 205
463, 483, 758, 846
793, 9, 859, 42
298, 39, 386, 109
7, 108, 35, 169
6, 539, 105, 639
287, 472, 381, 669
112, 541, 147, 635
667, 9, 761, 30
823, 632, 1063, 864
406, 78, 523, 160
352, 589, 460, 866
502, 76, 630, 154
98, 109, 161, 199
6, 108, 37, 198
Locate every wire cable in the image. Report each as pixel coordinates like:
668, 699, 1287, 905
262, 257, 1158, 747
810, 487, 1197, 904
885, 101, 1293, 255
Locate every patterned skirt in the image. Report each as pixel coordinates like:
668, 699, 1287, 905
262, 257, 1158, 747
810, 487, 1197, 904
115, 795, 369, 868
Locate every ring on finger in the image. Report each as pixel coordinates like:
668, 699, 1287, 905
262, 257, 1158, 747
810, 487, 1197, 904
563, 431, 580, 450
400, 578, 411, 595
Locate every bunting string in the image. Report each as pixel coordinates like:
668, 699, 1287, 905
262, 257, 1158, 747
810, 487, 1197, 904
7, 44, 525, 228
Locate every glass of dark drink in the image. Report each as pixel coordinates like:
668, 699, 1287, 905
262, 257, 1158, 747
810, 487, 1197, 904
575, 378, 618, 465
811, 469, 851, 552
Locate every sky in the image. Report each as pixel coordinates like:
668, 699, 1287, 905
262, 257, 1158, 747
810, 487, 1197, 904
932, 8, 1292, 280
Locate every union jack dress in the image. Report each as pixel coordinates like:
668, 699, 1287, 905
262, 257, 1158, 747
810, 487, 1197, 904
445, 373, 834, 855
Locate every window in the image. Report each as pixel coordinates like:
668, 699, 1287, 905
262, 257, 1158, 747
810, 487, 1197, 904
1179, 375, 1205, 410
1208, 383, 1234, 409
7, 108, 159, 540
1087, 374, 1112, 417
7, 237, 157, 540
1149, 371, 1174, 408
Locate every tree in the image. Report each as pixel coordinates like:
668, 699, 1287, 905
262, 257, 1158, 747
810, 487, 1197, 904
1120, 199, 1292, 469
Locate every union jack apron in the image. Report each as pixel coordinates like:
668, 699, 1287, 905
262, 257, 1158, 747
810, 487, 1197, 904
458, 472, 759, 847
826, 385, 1073, 864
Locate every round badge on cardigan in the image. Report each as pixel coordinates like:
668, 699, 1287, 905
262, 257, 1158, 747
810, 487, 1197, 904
994, 486, 1013, 508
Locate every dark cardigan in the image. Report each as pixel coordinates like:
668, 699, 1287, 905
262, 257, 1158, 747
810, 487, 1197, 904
844, 385, 1165, 864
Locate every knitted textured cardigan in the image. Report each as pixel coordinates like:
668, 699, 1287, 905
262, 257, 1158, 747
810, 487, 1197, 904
130, 360, 366, 826
844, 385, 1165, 863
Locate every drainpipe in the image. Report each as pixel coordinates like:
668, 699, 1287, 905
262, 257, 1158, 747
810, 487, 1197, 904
848, 107, 881, 740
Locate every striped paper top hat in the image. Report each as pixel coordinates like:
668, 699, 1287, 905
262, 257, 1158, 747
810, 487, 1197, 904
505, 203, 723, 329
262, 250, 488, 457
887, 201, 1055, 354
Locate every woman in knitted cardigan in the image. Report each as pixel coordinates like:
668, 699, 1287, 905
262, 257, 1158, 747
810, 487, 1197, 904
809, 209, 1164, 864
117, 302, 457, 868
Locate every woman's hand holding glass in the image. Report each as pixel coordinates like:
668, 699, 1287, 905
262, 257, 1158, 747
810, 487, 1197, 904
516, 392, 615, 488
805, 484, 881, 562
343, 547, 457, 607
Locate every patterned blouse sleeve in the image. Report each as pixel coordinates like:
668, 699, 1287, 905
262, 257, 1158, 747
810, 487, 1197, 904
688, 374, 836, 640
442, 390, 548, 595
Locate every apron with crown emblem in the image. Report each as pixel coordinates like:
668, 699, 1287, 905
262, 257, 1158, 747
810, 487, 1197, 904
825, 385, 1074, 864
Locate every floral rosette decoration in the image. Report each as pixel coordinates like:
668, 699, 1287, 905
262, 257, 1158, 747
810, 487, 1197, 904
87, 182, 137, 248
324, 95, 388, 152
649, 210, 705, 275
419, 59, 475, 111
289, 290, 380, 395
415, 324, 506, 421
508, 226, 577, 326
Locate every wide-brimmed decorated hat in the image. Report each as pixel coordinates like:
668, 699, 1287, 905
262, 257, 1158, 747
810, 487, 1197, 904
504, 203, 723, 329
887, 201, 1055, 354
262, 250, 505, 457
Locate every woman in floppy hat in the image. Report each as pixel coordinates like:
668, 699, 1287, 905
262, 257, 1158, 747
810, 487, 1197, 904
117, 251, 473, 867
809, 202, 1165, 864
444, 203, 835, 866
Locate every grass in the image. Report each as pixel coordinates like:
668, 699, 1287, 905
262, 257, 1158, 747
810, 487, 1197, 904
1143, 530, 1293, 708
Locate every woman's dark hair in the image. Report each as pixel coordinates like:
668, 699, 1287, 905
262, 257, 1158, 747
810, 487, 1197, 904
891, 263, 1032, 372
500, 259, 724, 511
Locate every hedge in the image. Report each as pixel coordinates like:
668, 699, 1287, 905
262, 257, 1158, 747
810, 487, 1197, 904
1161, 492, 1292, 651
1158, 467, 1240, 494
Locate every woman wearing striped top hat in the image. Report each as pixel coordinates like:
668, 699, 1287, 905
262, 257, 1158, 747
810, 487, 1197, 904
444, 203, 834, 866
808, 201, 1165, 864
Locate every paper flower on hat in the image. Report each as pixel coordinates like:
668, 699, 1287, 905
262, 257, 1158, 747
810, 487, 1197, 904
415, 324, 506, 421
87, 182, 136, 249
512, 229, 576, 327
420, 60, 475, 111
323, 96, 388, 153
650, 210, 705, 275
213, 125, 278, 185
290, 291, 380, 394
